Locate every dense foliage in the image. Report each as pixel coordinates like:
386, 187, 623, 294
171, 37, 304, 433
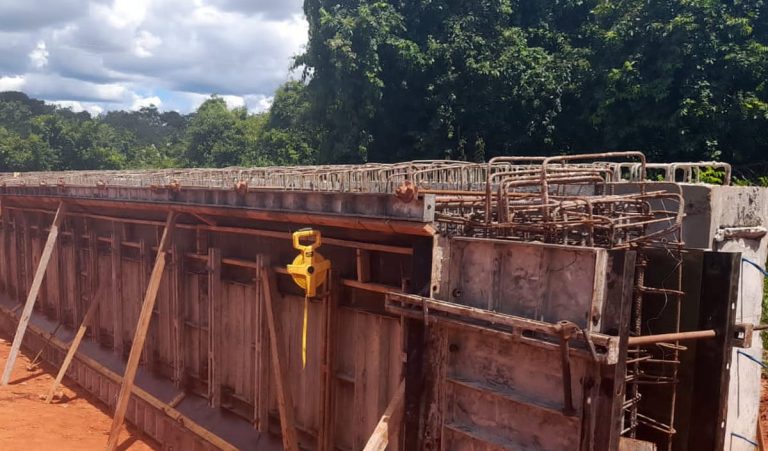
298, 0, 768, 164
0, 0, 766, 172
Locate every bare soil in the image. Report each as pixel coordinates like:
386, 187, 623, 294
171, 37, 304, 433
0, 332, 157, 451
761, 374, 768, 447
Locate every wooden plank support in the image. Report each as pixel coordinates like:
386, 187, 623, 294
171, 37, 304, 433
45, 292, 102, 402
168, 391, 186, 408
362, 380, 406, 451
1, 201, 66, 386
105, 211, 177, 451
260, 256, 300, 451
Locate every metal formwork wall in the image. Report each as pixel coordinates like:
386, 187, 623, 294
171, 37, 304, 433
0, 191, 430, 450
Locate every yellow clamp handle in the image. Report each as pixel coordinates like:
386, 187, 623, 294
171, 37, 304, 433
293, 228, 321, 253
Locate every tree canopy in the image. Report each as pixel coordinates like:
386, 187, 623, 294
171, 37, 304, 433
298, 0, 768, 164
0, 91, 310, 171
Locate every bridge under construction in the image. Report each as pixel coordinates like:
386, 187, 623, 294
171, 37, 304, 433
0, 153, 764, 451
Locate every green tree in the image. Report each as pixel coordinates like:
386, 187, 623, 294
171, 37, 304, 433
298, 0, 589, 162
0, 127, 56, 171
584, 0, 768, 162
248, 81, 318, 166
183, 96, 252, 167
298, 0, 768, 165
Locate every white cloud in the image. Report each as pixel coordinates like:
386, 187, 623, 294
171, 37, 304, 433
131, 94, 161, 110
245, 94, 273, 112
221, 95, 244, 109
7, 73, 128, 102
209, 0, 303, 20
188, 5, 234, 26
93, 0, 150, 29
0, 0, 307, 113
29, 41, 49, 69
133, 30, 161, 58
179, 92, 209, 111
0, 75, 26, 91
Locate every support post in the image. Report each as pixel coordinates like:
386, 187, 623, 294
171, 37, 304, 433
260, 257, 300, 451
105, 211, 177, 451
45, 292, 102, 402
1, 202, 66, 386
362, 380, 406, 451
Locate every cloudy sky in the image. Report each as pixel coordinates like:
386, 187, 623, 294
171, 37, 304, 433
0, 0, 307, 115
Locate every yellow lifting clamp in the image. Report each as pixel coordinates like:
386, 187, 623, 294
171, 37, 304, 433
287, 228, 331, 368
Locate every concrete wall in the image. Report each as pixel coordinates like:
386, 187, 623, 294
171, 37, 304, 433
711, 187, 768, 451
683, 185, 768, 451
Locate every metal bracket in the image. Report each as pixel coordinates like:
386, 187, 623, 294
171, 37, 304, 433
732, 323, 753, 349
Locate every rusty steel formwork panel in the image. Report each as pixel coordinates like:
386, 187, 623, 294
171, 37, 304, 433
386, 238, 741, 451
0, 197, 427, 451
387, 239, 636, 451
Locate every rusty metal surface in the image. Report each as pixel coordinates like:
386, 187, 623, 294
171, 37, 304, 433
0, 153, 732, 251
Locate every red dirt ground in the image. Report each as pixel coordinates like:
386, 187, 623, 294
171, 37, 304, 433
0, 332, 157, 451
0, 329, 767, 450
761, 374, 768, 447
